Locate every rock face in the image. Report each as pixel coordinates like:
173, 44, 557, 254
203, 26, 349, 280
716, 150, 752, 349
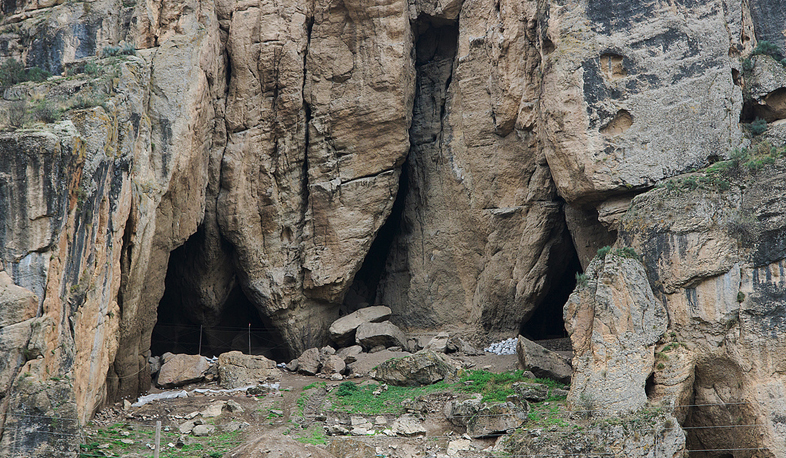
0, 0, 784, 455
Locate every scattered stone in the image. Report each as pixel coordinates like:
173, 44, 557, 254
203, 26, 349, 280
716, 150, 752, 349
447, 439, 472, 456
225, 399, 244, 413
336, 345, 363, 364
369, 345, 387, 353
270, 409, 284, 417
321, 346, 336, 355
200, 401, 225, 418
178, 421, 196, 435
218, 351, 278, 389
120, 439, 134, 445
327, 437, 379, 458
446, 337, 483, 356
148, 356, 161, 375
223, 421, 247, 433
330, 373, 343, 381
321, 355, 346, 375
329, 306, 392, 346
512, 382, 548, 402
373, 350, 457, 386
123, 400, 131, 410
517, 336, 572, 384
424, 332, 450, 353
286, 359, 299, 372
185, 411, 199, 420
247, 384, 275, 396
325, 424, 350, 436
406, 339, 421, 353
297, 348, 322, 375
374, 416, 387, 425
157, 354, 210, 388
387, 346, 403, 352
356, 321, 407, 350
392, 414, 427, 436
192, 424, 215, 437
444, 395, 482, 427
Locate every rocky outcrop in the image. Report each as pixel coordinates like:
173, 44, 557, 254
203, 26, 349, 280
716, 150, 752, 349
516, 336, 572, 384
564, 253, 667, 415
373, 350, 456, 386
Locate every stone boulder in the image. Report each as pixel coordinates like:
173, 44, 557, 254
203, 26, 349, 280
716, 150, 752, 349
355, 321, 407, 350
467, 402, 527, 438
336, 345, 363, 364
446, 336, 482, 355
346, 349, 410, 377
373, 350, 456, 386
391, 414, 427, 436
326, 438, 378, 458
329, 306, 392, 346
157, 354, 210, 388
0, 271, 38, 327
320, 355, 346, 376
297, 348, 322, 376
424, 332, 450, 352
218, 351, 278, 389
516, 336, 572, 384
512, 382, 548, 403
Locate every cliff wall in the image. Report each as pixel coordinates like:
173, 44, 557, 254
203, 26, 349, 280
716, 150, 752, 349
0, 0, 783, 455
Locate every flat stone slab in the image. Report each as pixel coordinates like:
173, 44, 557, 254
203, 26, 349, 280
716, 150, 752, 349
329, 306, 391, 346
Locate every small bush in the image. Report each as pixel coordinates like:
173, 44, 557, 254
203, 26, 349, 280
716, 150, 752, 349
84, 61, 100, 76
575, 272, 588, 287
6, 100, 26, 127
742, 58, 753, 72
100, 43, 136, 58
750, 117, 768, 136
737, 291, 745, 303
596, 246, 611, 260
33, 99, 60, 123
336, 381, 359, 397
615, 247, 639, 260
0, 58, 51, 87
752, 40, 783, 59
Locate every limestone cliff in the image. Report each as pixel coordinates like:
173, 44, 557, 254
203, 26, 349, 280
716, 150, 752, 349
0, 0, 784, 456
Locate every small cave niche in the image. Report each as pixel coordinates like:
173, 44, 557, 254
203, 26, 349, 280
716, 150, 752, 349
151, 227, 287, 362
519, 229, 582, 342
600, 109, 633, 136
741, 88, 786, 123
683, 359, 758, 458
600, 53, 627, 80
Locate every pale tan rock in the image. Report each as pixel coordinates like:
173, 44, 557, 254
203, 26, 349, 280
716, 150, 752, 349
218, 351, 277, 389
157, 354, 210, 388
329, 306, 392, 346
516, 336, 572, 384
355, 321, 407, 350
564, 255, 667, 415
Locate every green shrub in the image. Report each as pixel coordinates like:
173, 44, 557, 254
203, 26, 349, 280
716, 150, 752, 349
752, 40, 783, 59
100, 43, 136, 58
575, 272, 588, 287
737, 291, 745, 303
596, 246, 611, 260
0, 58, 51, 87
615, 247, 639, 260
335, 381, 359, 397
742, 58, 754, 72
33, 99, 60, 123
84, 61, 100, 76
750, 117, 768, 136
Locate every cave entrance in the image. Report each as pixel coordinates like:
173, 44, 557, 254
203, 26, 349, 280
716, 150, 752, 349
151, 225, 286, 361
519, 224, 582, 342
683, 359, 758, 458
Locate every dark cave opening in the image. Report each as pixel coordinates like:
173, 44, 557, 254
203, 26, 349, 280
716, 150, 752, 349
740, 87, 786, 123
151, 225, 286, 361
520, 219, 582, 341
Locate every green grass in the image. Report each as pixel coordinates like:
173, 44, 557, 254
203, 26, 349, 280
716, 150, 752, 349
296, 428, 327, 445
84, 423, 242, 458
329, 370, 566, 415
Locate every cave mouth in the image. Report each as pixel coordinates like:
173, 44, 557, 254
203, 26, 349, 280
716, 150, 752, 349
520, 226, 582, 342
151, 227, 287, 362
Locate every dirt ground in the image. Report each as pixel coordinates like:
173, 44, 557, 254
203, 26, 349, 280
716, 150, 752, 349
82, 354, 522, 458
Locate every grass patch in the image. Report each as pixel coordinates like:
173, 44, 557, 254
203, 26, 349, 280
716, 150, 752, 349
0, 58, 51, 87
296, 428, 327, 445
